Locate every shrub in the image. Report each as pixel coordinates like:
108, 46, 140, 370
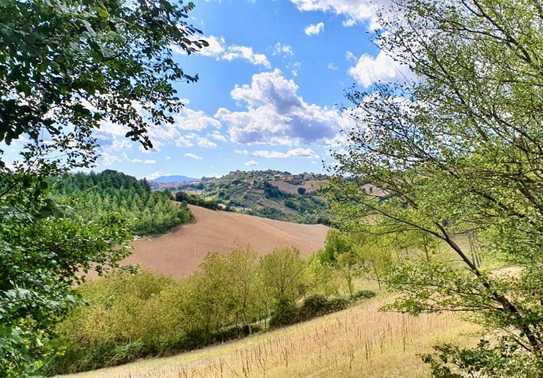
352, 290, 376, 301
325, 298, 350, 313
50, 248, 353, 374
297, 294, 329, 320
298, 295, 349, 321
269, 299, 299, 328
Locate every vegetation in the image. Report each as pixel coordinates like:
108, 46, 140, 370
0, 0, 206, 375
330, 0, 543, 374
175, 190, 225, 211
57, 294, 476, 378
178, 170, 330, 224
56, 170, 192, 235
49, 248, 373, 375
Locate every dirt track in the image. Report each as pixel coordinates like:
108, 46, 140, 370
124, 205, 329, 278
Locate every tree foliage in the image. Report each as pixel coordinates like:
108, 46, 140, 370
50, 248, 354, 374
0, 0, 207, 167
57, 170, 192, 235
0, 0, 205, 375
331, 0, 543, 374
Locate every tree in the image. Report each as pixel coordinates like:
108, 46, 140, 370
0, 0, 206, 375
331, 0, 543, 374
0, 0, 207, 167
319, 230, 368, 298
259, 248, 307, 315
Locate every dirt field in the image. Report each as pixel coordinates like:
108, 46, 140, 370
124, 205, 329, 278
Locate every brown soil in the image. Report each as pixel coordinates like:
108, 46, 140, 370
124, 205, 329, 278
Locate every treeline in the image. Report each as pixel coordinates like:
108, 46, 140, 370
175, 190, 228, 211
48, 246, 376, 375
55, 170, 192, 235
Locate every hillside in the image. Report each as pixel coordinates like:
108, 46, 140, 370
60, 294, 476, 378
55, 170, 192, 235
177, 170, 330, 224
124, 205, 329, 278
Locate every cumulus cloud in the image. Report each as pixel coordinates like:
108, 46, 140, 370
196, 137, 218, 149
216, 70, 344, 146
291, 0, 390, 29
194, 35, 271, 68
273, 42, 295, 57
96, 106, 223, 152
304, 22, 325, 36
253, 148, 319, 159
174, 108, 222, 131
348, 50, 413, 87
184, 153, 203, 160
245, 160, 258, 166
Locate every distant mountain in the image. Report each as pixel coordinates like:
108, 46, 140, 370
153, 175, 199, 184
151, 175, 199, 190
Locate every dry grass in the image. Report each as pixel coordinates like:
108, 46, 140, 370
62, 295, 478, 378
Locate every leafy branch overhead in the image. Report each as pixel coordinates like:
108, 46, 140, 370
0, 0, 208, 168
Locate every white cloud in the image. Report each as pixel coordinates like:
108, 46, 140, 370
96, 105, 223, 152
304, 22, 325, 36
235, 149, 249, 155
131, 158, 156, 165
209, 131, 227, 142
184, 153, 203, 160
174, 108, 222, 131
345, 50, 357, 62
273, 42, 294, 57
145, 170, 168, 180
348, 50, 413, 87
194, 35, 271, 68
197, 137, 218, 149
216, 70, 343, 146
245, 160, 258, 166
96, 151, 121, 167
253, 148, 319, 159
291, 0, 389, 29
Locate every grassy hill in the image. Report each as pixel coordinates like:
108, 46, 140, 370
60, 292, 477, 378
177, 170, 330, 224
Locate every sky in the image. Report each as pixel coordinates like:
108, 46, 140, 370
8, 0, 411, 179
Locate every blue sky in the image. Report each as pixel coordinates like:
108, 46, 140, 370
8, 0, 411, 179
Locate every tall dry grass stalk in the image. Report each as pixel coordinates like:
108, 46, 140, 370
68, 297, 477, 378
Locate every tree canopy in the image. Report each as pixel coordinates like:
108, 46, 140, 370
0, 0, 207, 169
331, 0, 543, 374
0, 1, 205, 375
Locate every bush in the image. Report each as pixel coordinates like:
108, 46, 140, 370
298, 295, 349, 321
297, 294, 329, 320
269, 299, 298, 328
50, 248, 353, 374
352, 290, 376, 301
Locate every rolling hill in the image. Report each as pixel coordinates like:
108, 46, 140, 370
124, 205, 329, 278
177, 170, 331, 224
